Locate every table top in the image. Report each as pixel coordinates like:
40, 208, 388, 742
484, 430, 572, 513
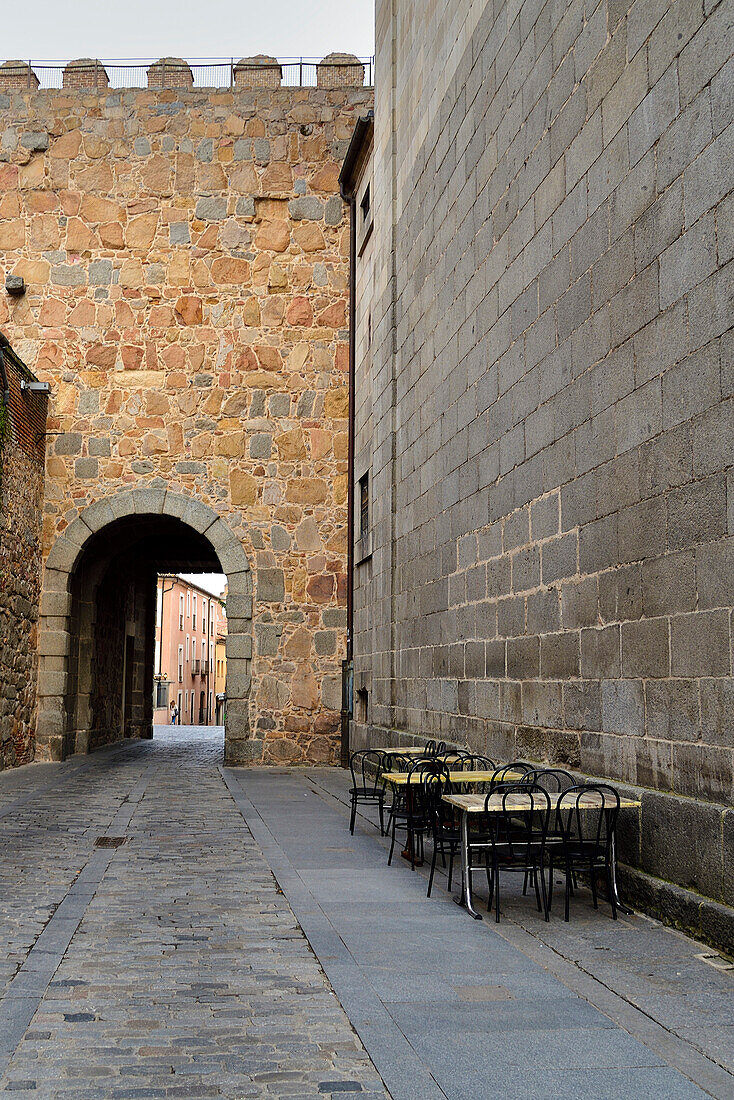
379, 747, 435, 756
442, 791, 642, 813
383, 769, 523, 787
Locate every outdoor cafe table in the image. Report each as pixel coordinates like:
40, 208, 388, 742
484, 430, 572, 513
381, 770, 526, 865
442, 790, 641, 920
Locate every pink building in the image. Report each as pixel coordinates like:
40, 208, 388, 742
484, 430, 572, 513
153, 576, 227, 726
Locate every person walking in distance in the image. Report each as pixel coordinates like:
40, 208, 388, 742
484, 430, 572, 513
170, 700, 179, 726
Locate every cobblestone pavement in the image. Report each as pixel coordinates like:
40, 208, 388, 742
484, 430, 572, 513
0, 728, 388, 1099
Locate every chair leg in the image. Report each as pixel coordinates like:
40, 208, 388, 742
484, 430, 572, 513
606, 855, 617, 920
564, 856, 571, 922
532, 864, 542, 912
447, 847, 454, 891
349, 797, 356, 835
547, 855, 554, 912
589, 860, 598, 909
427, 844, 437, 897
539, 857, 549, 922
379, 799, 384, 836
388, 817, 396, 865
522, 869, 529, 896
495, 863, 501, 923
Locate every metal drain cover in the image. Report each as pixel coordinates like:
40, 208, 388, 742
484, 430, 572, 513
95, 836, 127, 848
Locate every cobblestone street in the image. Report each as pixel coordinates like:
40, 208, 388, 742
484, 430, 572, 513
0, 729, 387, 1099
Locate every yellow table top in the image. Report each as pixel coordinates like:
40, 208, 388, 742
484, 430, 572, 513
442, 791, 642, 813
379, 747, 436, 755
383, 769, 523, 787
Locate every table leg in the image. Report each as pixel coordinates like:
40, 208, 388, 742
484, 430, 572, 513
609, 828, 633, 916
453, 809, 482, 920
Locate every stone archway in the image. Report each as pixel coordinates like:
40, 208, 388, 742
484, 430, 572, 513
37, 489, 253, 765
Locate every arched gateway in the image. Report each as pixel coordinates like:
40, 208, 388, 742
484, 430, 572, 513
37, 489, 252, 764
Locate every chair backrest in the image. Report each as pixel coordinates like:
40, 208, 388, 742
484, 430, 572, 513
349, 749, 386, 793
557, 783, 620, 851
383, 751, 411, 773
533, 767, 576, 793
489, 761, 536, 793
461, 753, 495, 771
410, 758, 451, 821
438, 751, 466, 768
486, 783, 551, 858
424, 739, 437, 757
435, 740, 447, 756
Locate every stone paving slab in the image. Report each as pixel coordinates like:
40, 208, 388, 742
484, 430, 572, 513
231, 766, 734, 1100
0, 730, 388, 1098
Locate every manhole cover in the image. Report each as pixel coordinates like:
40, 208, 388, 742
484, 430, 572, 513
94, 836, 127, 848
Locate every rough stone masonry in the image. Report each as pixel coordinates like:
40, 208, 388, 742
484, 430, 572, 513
0, 64, 373, 766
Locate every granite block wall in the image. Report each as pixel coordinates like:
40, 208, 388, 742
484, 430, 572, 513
352, 0, 733, 935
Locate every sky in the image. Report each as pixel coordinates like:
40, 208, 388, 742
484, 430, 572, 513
1, 0, 374, 61
178, 574, 227, 598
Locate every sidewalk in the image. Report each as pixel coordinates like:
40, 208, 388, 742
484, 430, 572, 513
230, 765, 733, 1100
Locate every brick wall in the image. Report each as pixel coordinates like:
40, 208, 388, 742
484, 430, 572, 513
353, 0, 732, 937
0, 78, 372, 766
0, 353, 47, 769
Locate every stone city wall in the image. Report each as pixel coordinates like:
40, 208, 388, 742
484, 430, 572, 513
353, 0, 732, 944
0, 76, 372, 765
0, 353, 47, 770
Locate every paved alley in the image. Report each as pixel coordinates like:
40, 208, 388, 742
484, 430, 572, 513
0, 728, 386, 1098
1, 729, 732, 1099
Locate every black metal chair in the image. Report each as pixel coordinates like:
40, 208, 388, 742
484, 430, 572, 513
388, 759, 449, 870
522, 768, 576, 896
418, 762, 459, 897
554, 784, 621, 921
348, 750, 387, 835
488, 762, 536, 794
484, 783, 551, 923
461, 753, 495, 771
382, 752, 411, 837
438, 750, 466, 768
533, 767, 576, 793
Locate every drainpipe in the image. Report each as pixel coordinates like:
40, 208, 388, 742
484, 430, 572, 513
0, 335, 10, 412
339, 173, 357, 769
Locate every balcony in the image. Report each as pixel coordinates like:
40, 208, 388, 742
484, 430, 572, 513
191, 660, 201, 676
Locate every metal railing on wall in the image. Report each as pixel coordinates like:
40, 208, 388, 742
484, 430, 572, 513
1, 56, 374, 90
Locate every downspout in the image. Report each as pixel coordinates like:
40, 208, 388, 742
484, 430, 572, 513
0, 338, 10, 501
340, 174, 357, 769
0, 342, 9, 408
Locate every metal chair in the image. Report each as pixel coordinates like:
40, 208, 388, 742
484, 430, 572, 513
484, 783, 551, 923
388, 759, 448, 870
488, 762, 536, 793
554, 784, 621, 921
348, 749, 387, 835
382, 752, 411, 837
523, 768, 576, 895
